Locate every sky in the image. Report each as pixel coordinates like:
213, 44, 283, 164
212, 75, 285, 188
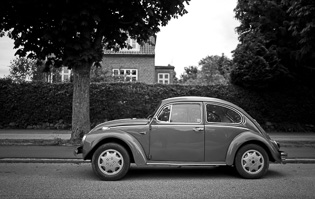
0, 0, 240, 78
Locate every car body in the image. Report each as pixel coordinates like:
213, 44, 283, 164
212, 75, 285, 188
75, 96, 287, 180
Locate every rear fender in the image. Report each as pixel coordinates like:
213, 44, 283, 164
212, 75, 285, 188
225, 131, 280, 165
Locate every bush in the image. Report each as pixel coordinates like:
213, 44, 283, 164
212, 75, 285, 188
0, 78, 314, 131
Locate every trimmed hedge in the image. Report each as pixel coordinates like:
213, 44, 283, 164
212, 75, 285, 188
1, 78, 315, 132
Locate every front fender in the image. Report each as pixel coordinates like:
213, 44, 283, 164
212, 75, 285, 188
225, 131, 280, 165
83, 129, 147, 166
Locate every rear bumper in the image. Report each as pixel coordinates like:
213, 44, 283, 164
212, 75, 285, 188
280, 151, 288, 164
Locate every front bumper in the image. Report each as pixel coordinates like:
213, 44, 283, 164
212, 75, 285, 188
74, 146, 83, 156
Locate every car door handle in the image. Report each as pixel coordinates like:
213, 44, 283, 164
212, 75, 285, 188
139, 131, 147, 135
193, 127, 204, 132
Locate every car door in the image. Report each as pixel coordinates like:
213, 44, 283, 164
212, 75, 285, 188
149, 102, 204, 162
204, 103, 245, 162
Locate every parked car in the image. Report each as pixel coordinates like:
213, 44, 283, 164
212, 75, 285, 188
75, 96, 287, 180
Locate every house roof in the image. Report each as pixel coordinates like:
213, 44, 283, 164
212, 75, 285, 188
155, 65, 175, 69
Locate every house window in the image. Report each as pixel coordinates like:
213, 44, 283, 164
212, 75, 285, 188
158, 73, 170, 84
64, 75, 69, 81
113, 69, 138, 82
124, 38, 140, 51
61, 67, 71, 82
63, 67, 69, 73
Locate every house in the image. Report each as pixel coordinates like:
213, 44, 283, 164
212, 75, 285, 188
155, 65, 175, 84
100, 36, 175, 84
59, 36, 175, 84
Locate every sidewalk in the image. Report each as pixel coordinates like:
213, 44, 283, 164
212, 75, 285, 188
0, 129, 71, 140
1, 129, 315, 142
0, 129, 315, 163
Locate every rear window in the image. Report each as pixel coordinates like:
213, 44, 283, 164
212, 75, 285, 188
206, 104, 241, 123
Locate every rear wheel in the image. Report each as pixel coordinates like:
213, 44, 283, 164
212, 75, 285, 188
92, 143, 130, 181
235, 144, 269, 179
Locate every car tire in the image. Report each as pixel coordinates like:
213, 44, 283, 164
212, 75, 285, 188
235, 144, 269, 179
92, 143, 130, 181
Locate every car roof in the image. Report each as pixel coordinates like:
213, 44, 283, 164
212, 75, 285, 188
161, 96, 240, 109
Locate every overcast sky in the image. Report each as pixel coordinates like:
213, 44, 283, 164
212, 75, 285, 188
0, 0, 240, 78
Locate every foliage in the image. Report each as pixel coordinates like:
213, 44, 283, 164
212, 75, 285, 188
179, 66, 199, 84
0, 79, 73, 129
287, 0, 315, 65
179, 55, 232, 85
0, 0, 191, 142
217, 55, 232, 80
90, 65, 112, 83
8, 57, 40, 81
198, 55, 231, 85
1, 79, 314, 132
231, 32, 290, 88
232, 0, 315, 88
7, 57, 62, 82
0, 0, 190, 67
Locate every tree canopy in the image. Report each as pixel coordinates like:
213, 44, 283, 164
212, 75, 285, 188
287, 0, 315, 64
180, 66, 198, 84
7, 57, 37, 81
179, 55, 232, 85
231, 0, 315, 88
0, 0, 190, 142
198, 55, 231, 85
1, 0, 189, 67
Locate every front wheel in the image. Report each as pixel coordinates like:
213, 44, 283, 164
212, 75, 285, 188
235, 144, 269, 179
92, 143, 130, 181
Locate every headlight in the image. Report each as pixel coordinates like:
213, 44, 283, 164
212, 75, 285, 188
271, 140, 280, 149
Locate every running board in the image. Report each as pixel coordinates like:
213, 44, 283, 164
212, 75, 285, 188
146, 162, 226, 166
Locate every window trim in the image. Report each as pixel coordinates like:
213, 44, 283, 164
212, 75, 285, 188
112, 69, 138, 82
155, 102, 203, 125
204, 103, 243, 124
156, 105, 171, 123
61, 67, 71, 82
157, 73, 170, 84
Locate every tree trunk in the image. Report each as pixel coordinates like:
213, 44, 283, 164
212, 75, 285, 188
70, 63, 92, 144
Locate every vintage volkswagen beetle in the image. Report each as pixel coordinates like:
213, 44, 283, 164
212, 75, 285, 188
75, 96, 287, 180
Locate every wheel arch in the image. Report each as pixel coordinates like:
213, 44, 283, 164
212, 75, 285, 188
225, 132, 277, 165
85, 138, 133, 162
84, 132, 147, 166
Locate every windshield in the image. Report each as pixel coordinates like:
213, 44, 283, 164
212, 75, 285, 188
147, 101, 161, 119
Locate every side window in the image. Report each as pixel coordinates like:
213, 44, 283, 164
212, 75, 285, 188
206, 104, 241, 123
157, 106, 171, 122
156, 103, 202, 123
171, 104, 201, 123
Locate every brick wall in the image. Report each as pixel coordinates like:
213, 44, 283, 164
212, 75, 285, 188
101, 54, 155, 84
155, 66, 175, 84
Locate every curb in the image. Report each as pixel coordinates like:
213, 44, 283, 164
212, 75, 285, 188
1, 158, 315, 164
284, 158, 315, 164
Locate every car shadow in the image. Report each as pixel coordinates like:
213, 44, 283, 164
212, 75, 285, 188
124, 166, 239, 180
69, 163, 286, 181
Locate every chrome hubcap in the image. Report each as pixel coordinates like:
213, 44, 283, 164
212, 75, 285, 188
98, 149, 124, 175
241, 149, 264, 174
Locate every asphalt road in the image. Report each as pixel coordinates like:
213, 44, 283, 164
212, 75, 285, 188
0, 163, 315, 198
